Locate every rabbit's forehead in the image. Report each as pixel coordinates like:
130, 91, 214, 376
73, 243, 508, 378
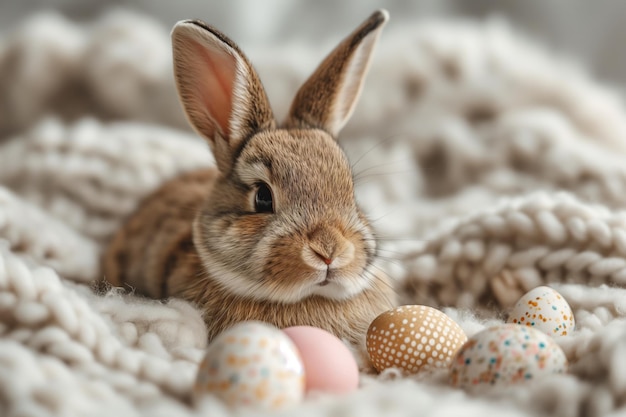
236, 129, 354, 192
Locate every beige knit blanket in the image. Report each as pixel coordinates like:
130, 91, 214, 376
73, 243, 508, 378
2, 11, 626, 417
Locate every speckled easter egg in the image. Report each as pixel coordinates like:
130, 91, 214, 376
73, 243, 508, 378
507, 286, 575, 337
450, 324, 568, 390
194, 322, 305, 410
366, 305, 467, 373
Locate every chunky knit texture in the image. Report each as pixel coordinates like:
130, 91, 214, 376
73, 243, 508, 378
2, 10, 626, 417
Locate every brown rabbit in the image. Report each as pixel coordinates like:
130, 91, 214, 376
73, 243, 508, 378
102, 10, 396, 346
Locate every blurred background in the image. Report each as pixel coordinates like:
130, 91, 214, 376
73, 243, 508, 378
2, 0, 625, 93
2, 0, 626, 261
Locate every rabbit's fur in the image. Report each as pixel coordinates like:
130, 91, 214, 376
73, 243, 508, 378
102, 10, 396, 345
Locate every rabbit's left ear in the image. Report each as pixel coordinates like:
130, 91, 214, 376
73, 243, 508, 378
284, 10, 388, 137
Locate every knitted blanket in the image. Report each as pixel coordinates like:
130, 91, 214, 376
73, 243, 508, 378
2, 11, 626, 417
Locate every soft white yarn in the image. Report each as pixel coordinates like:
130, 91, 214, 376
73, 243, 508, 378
1, 10, 626, 417
0, 118, 211, 243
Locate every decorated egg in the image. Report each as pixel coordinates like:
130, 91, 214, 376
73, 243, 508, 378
450, 324, 568, 390
507, 286, 575, 337
194, 321, 305, 410
366, 305, 467, 373
283, 326, 359, 394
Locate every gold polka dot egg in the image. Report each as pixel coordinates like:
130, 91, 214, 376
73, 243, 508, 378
194, 322, 305, 410
366, 305, 467, 373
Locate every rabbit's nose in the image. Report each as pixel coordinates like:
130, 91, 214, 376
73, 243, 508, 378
307, 225, 354, 268
314, 251, 333, 266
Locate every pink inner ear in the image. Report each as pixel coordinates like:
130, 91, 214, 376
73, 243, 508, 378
190, 39, 236, 138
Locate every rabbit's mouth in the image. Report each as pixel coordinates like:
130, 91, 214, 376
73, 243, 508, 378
310, 269, 369, 300
317, 268, 337, 287
317, 268, 341, 287
318, 279, 331, 287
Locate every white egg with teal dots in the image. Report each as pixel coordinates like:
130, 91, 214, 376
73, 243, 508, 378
450, 324, 568, 391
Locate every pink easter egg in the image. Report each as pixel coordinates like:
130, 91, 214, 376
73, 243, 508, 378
283, 326, 359, 394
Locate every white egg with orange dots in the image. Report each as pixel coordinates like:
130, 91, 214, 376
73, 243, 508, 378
194, 321, 305, 410
366, 305, 467, 373
283, 326, 359, 394
507, 286, 575, 337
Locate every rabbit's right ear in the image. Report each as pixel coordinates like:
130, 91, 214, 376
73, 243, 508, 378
172, 21, 275, 172
284, 10, 388, 137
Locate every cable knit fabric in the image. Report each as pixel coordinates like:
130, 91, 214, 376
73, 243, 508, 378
1, 10, 626, 417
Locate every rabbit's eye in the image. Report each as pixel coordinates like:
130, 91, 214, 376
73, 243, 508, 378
254, 182, 274, 213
